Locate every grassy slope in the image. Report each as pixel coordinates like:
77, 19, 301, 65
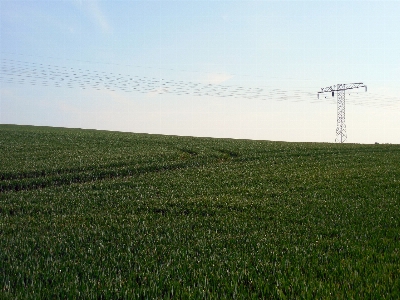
1, 124, 399, 298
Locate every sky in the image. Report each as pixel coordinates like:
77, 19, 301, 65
1, 0, 400, 144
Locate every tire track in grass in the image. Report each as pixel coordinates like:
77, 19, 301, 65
0, 149, 240, 193
0, 160, 201, 193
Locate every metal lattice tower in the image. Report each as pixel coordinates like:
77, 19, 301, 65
318, 83, 367, 143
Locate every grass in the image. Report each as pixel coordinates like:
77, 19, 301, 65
1, 124, 399, 298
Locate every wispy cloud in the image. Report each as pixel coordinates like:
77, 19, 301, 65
146, 87, 170, 98
90, 89, 132, 105
0, 88, 15, 99
75, 0, 111, 33
203, 72, 233, 85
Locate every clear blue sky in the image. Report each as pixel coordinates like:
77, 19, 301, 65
1, 0, 399, 143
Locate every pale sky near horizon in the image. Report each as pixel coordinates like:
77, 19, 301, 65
1, 0, 400, 144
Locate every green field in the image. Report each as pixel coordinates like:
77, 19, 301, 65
1, 124, 399, 298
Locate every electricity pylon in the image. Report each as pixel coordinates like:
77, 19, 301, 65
318, 83, 367, 143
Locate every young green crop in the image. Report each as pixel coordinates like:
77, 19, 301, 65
1, 124, 399, 298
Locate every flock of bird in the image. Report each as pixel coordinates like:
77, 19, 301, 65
0, 58, 399, 110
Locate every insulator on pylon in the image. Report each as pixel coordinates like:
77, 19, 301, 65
332, 91, 334, 97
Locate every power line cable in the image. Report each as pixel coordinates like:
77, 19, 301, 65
1, 58, 399, 110
0, 51, 318, 84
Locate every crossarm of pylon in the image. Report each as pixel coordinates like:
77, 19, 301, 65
319, 83, 365, 94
